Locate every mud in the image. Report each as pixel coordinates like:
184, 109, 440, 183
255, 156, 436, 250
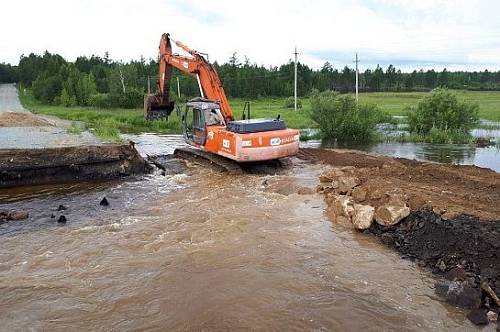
299, 148, 500, 221
0, 144, 152, 188
0, 111, 54, 127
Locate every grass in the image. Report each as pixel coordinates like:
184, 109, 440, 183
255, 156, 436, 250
354, 90, 500, 122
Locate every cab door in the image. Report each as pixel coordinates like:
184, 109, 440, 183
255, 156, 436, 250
182, 106, 206, 146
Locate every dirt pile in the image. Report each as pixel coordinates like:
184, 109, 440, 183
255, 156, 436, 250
368, 208, 500, 326
0, 112, 54, 127
299, 148, 500, 220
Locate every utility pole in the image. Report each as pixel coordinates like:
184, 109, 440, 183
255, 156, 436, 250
294, 46, 298, 111
354, 53, 360, 104
147, 75, 151, 94
176, 76, 181, 98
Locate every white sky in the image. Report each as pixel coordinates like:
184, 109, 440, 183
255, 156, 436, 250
1, 0, 500, 71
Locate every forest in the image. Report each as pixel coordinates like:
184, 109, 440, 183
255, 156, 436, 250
1, 51, 500, 108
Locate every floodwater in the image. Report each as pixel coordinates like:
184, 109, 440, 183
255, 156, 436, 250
0, 134, 482, 331
302, 119, 500, 172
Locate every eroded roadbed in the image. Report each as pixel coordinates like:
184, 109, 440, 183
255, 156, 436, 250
0, 144, 151, 188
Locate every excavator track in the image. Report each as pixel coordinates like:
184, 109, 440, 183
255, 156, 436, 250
173, 148, 244, 175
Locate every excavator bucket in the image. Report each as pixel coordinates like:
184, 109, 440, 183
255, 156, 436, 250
144, 93, 175, 120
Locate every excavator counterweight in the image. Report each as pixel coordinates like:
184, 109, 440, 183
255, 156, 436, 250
144, 33, 300, 163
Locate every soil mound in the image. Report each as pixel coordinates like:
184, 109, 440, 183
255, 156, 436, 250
300, 148, 500, 220
0, 112, 53, 127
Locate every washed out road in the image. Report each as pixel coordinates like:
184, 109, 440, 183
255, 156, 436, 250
0, 83, 101, 149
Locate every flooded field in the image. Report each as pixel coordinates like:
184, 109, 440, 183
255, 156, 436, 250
303, 119, 500, 172
0, 134, 483, 331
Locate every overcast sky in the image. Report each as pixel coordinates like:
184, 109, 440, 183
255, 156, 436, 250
1, 0, 500, 71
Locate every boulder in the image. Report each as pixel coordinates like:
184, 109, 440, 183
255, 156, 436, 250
435, 280, 482, 309
466, 309, 489, 326
375, 203, 410, 226
326, 195, 354, 225
352, 204, 374, 230
337, 176, 360, 194
319, 168, 345, 183
351, 186, 367, 202
487, 311, 498, 323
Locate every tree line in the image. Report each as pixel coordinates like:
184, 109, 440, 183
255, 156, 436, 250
1, 51, 500, 108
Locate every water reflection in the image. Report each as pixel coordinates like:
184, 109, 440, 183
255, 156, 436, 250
303, 139, 499, 172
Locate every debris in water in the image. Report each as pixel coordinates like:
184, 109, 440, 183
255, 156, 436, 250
50, 213, 55, 219
0, 210, 29, 222
100, 197, 109, 206
58, 215, 67, 224
57, 204, 67, 211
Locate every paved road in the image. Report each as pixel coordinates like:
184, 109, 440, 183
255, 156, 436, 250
0, 83, 101, 149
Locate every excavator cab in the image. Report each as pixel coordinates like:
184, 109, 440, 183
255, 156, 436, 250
182, 98, 223, 146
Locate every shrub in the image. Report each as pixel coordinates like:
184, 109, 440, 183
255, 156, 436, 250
284, 96, 302, 109
407, 88, 479, 135
310, 90, 385, 141
88, 88, 143, 109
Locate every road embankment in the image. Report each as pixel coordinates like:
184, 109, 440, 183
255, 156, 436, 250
0, 144, 152, 188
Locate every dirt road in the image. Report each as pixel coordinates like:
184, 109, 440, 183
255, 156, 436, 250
0, 83, 101, 149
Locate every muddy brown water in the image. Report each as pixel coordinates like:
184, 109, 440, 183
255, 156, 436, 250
0, 134, 483, 331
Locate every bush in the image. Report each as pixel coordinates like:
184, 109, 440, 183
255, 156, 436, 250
284, 96, 302, 109
310, 90, 385, 141
88, 88, 143, 109
407, 88, 479, 135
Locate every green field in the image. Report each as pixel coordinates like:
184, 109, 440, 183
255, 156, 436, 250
20, 90, 500, 141
356, 90, 500, 121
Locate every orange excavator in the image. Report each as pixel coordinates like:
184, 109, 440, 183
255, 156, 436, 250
144, 33, 299, 163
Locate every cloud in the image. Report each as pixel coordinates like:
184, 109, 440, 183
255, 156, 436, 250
1, 0, 499, 71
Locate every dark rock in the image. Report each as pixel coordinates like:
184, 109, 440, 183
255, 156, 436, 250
100, 197, 109, 206
57, 215, 67, 224
50, 213, 55, 218
445, 267, 467, 281
57, 204, 67, 211
446, 281, 481, 309
435, 280, 451, 297
466, 308, 489, 326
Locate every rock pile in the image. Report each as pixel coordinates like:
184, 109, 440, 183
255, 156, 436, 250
318, 167, 410, 230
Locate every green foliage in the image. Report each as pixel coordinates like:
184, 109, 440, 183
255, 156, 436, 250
284, 97, 302, 109
310, 90, 385, 141
0, 63, 18, 83
407, 88, 479, 135
32, 71, 63, 103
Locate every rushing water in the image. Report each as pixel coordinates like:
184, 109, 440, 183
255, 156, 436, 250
0, 134, 484, 331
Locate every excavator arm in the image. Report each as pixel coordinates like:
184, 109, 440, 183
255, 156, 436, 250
145, 33, 233, 122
